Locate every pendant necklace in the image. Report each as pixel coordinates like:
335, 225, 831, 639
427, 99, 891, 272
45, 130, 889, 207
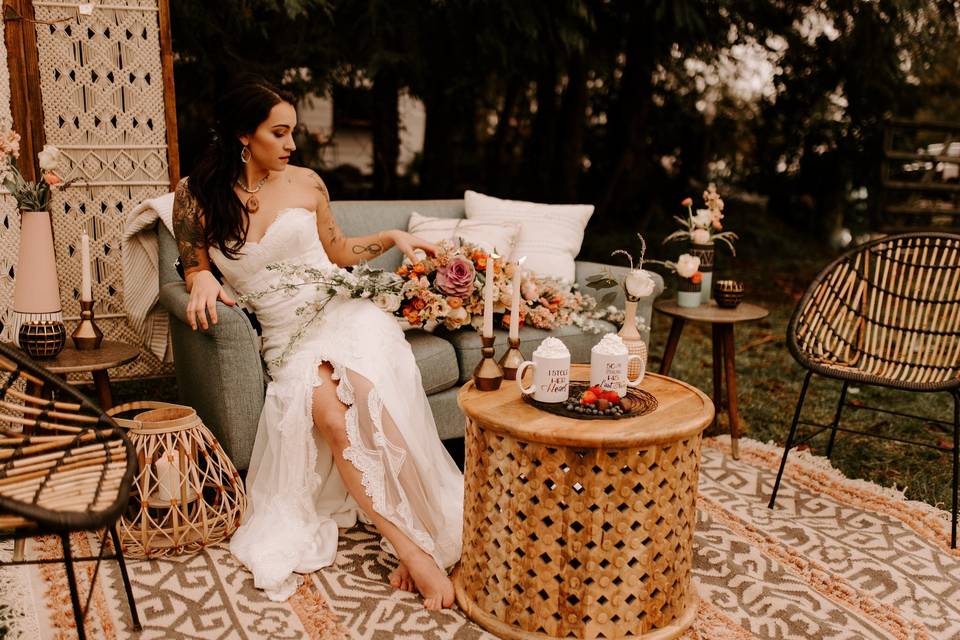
237, 174, 269, 213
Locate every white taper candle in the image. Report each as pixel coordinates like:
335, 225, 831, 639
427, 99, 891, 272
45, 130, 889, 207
80, 230, 92, 301
509, 256, 527, 340
482, 253, 497, 337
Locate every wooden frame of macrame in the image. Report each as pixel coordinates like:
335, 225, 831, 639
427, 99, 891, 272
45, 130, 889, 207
3, 0, 180, 380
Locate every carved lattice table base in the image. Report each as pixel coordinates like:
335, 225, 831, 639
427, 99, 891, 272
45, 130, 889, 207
455, 368, 713, 639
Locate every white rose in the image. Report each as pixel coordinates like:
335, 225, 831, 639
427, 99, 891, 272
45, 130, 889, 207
691, 228, 711, 244
444, 306, 470, 330
692, 209, 711, 228
624, 269, 655, 300
675, 254, 701, 279
37, 145, 61, 171
372, 291, 401, 313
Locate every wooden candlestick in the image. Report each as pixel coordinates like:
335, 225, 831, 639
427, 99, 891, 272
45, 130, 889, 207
473, 335, 503, 391
498, 337, 524, 380
71, 300, 103, 350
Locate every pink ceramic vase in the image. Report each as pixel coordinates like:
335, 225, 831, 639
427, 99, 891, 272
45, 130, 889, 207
12, 210, 65, 358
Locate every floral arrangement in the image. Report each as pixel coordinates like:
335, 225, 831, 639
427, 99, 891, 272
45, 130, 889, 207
239, 262, 406, 368
664, 184, 737, 253
0, 126, 71, 211
395, 240, 606, 333
585, 234, 658, 304
648, 253, 702, 286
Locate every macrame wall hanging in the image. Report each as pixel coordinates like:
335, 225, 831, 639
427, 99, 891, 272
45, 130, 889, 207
2, 0, 178, 379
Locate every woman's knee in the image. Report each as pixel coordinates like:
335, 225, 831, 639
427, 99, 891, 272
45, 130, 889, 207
312, 384, 349, 448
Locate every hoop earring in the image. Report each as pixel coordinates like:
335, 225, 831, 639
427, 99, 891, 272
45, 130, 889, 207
240, 146, 251, 164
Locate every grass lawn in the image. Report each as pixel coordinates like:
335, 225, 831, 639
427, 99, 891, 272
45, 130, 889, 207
102, 196, 956, 513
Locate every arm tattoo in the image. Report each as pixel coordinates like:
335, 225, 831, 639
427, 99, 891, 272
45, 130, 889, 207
310, 171, 330, 206
172, 180, 206, 271
351, 242, 384, 257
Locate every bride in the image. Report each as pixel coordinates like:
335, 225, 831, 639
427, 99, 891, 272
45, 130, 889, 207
172, 76, 463, 608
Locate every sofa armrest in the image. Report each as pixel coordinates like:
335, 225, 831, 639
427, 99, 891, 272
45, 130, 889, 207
159, 281, 265, 469
574, 260, 664, 342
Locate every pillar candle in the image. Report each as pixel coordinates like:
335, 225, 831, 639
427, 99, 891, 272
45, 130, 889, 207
509, 256, 527, 340
482, 253, 497, 337
80, 230, 92, 301
154, 449, 181, 502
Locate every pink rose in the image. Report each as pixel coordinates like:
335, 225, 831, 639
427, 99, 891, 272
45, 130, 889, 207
434, 256, 475, 298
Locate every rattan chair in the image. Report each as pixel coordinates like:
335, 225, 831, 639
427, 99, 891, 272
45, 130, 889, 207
769, 232, 960, 547
0, 342, 141, 639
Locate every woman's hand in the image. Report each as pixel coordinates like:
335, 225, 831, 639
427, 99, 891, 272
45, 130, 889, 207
388, 230, 440, 263
185, 269, 235, 331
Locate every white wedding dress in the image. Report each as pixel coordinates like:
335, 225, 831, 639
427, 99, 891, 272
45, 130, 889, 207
209, 207, 464, 601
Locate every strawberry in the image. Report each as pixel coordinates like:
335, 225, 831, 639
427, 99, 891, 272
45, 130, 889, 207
603, 390, 622, 405
580, 391, 598, 406
588, 385, 603, 397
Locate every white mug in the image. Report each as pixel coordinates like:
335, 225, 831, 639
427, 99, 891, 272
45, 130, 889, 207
590, 352, 644, 397
517, 354, 570, 403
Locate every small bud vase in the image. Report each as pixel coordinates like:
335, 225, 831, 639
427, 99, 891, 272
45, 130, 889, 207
689, 242, 715, 303
617, 297, 648, 382
12, 211, 66, 358
676, 275, 701, 308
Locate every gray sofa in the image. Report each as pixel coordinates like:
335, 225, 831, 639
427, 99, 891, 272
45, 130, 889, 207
157, 200, 663, 469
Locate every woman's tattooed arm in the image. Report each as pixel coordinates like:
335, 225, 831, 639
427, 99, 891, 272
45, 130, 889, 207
172, 179, 212, 276
311, 170, 392, 266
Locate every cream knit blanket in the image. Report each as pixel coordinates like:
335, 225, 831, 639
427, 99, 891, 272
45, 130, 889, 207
122, 192, 175, 362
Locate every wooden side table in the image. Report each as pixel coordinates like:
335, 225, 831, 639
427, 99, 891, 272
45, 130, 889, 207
455, 365, 713, 640
654, 299, 768, 460
19, 341, 140, 409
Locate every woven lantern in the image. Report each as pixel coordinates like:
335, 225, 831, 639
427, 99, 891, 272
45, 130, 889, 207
108, 402, 246, 558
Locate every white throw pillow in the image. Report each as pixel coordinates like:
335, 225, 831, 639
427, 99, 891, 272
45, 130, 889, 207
407, 211, 519, 257
463, 190, 594, 282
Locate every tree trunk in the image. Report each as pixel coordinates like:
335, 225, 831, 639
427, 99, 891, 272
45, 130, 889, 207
371, 69, 400, 198
420, 90, 458, 197
525, 64, 559, 200
486, 77, 522, 194
595, 17, 657, 221
557, 51, 587, 202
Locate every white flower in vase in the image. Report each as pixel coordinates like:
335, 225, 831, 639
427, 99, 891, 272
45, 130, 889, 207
675, 254, 701, 279
624, 269, 656, 300
691, 228, 711, 244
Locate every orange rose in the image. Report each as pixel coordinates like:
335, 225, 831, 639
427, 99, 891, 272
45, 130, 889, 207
397, 265, 409, 277
413, 298, 426, 310
447, 296, 463, 309
413, 262, 427, 275
691, 272, 703, 284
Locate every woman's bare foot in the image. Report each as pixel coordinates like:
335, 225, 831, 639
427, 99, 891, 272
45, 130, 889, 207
403, 552, 454, 610
388, 562, 416, 593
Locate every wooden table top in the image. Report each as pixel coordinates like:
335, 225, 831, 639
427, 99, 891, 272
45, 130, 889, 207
655, 298, 769, 324
458, 365, 713, 448
10, 340, 140, 374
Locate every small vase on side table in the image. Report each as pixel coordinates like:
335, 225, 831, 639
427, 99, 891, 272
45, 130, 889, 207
618, 297, 648, 382
689, 242, 715, 304
676, 276, 701, 308
12, 210, 65, 359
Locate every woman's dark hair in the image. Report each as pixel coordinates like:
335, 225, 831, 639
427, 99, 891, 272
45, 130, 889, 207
188, 75, 296, 258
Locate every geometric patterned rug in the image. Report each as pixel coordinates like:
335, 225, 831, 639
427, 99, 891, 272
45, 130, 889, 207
2, 436, 958, 639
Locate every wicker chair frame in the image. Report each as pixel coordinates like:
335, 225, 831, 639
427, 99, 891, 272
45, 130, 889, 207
0, 342, 141, 638
769, 232, 960, 547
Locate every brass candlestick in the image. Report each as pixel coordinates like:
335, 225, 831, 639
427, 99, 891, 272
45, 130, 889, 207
71, 300, 103, 350
498, 336, 524, 380
473, 335, 503, 391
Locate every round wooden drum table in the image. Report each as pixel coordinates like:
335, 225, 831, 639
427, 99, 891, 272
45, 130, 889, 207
455, 366, 714, 640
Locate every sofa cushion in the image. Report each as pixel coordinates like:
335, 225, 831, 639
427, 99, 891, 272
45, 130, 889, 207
441, 323, 617, 385
464, 190, 593, 283
407, 211, 519, 256
406, 328, 460, 394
